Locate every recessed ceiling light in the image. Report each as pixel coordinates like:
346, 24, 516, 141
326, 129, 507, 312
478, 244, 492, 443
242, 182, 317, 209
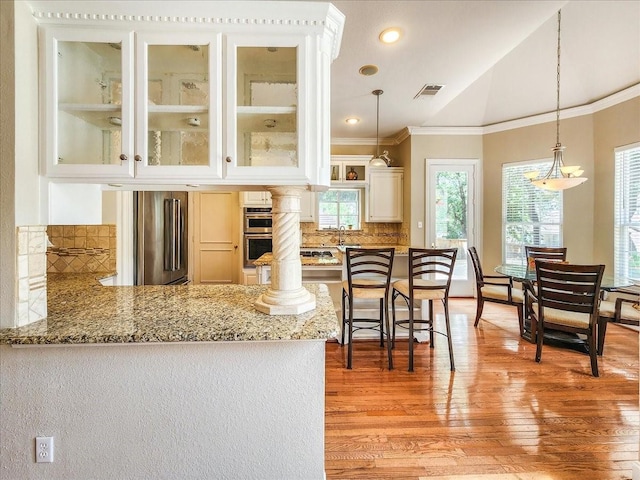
379, 28, 402, 44
345, 117, 360, 125
359, 64, 379, 76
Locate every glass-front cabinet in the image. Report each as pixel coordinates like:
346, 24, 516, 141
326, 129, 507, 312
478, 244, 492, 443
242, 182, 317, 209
134, 33, 221, 181
224, 34, 311, 184
42, 28, 221, 182
42, 28, 135, 179
330, 156, 370, 185
36, 1, 343, 187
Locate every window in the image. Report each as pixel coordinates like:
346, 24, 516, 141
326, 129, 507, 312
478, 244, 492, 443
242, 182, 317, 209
318, 189, 360, 230
614, 143, 640, 279
502, 160, 563, 265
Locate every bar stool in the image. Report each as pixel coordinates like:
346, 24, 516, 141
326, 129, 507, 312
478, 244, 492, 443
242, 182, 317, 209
341, 247, 395, 370
391, 248, 457, 372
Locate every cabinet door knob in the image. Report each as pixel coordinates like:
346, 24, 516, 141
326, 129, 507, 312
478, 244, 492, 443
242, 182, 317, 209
225, 156, 232, 163
119, 154, 128, 161
234, 245, 238, 249
134, 155, 143, 162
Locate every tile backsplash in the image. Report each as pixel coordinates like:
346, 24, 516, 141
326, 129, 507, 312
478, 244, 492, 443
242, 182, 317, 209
16, 226, 47, 327
47, 225, 116, 273
300, 222, 408, 247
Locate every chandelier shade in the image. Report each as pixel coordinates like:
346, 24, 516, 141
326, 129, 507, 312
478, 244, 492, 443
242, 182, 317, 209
524, 10, 587, 191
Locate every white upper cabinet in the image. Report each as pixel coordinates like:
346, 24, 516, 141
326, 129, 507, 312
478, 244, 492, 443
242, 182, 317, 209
41, 28, 222, 182
41, 28, 136, 180
330, 155, 371, 186
366, 167, 404, 223
224, 35, 303, 183
34, 1, 344, 188
134, 33, 222, 181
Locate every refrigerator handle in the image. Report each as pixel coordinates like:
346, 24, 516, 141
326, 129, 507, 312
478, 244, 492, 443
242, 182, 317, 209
175, 198, 182, 270
164, 198, 180, 272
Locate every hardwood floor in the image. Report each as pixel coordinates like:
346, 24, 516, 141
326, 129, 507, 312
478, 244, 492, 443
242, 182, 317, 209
325, 298, 639, 479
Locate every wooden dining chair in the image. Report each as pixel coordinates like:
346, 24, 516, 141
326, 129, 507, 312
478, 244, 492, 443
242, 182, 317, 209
468, 247, 524, 335
341, 247, 395, 370
525, 246, 567, 265
597, 286, 640, 355
391, 248, 457, 372
531, 260, 605, 377
523, 246, 568, 340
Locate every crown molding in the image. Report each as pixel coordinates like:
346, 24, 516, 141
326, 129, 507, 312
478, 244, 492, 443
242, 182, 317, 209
332, 83, 640, 144
28, 1, 343, 59
483, 84, 639, 134
330, 138, 395, 147
404, 126, 485, 137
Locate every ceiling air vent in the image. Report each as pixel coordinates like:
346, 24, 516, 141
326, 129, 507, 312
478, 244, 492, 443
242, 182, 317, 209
414, 84, 444, 98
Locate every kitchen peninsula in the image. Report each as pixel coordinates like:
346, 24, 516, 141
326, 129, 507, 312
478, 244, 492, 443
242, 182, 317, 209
0, 273, 338, 479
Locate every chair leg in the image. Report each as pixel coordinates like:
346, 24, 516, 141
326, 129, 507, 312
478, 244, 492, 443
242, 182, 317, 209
529, 312, 538, 344
428, 300, 435, 348
597, 317, 608, 356
384, 296, 393, 370
516, 302, 524, 337
589, 329, 599, 377
473, 296, 484, 327
391, 290, 397, 349
347, 296, 354, 369
378, 298, 384, 347
340, 289, 347, 345
443, 297, 455, 372
535, 318, 543, 364
408, 296, 414, 372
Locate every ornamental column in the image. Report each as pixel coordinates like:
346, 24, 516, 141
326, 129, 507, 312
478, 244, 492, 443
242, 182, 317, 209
254, 186, 316, 315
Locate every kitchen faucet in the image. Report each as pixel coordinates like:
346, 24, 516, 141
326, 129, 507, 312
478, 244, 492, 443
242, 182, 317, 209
339, 225, 346, 246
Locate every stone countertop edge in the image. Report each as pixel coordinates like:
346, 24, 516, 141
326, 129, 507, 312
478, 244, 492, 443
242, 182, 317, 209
0, 273, 339, 346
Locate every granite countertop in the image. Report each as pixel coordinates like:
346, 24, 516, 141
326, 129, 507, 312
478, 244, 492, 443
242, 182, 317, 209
0, 273, 339, 346
254, 245, 409, 267
254, 252, 342, 267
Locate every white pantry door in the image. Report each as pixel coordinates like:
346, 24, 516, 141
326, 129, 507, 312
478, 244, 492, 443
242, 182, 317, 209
426, 160, 479, 297
193, 192, 240, 284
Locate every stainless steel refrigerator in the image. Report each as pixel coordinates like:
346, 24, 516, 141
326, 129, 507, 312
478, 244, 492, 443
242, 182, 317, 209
134, 191, 189, 285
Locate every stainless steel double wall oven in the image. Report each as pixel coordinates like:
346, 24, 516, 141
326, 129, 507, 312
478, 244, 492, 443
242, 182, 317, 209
243, 207, 273, 267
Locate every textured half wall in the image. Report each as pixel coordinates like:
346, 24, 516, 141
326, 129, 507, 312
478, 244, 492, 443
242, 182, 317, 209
0, 340, 326, 479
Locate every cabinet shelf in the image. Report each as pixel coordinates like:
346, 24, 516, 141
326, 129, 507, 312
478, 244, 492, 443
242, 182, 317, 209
58, 104, 210, 131
237, 108, 296, 132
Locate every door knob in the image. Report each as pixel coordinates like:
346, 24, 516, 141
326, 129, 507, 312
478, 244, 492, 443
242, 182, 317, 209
226, 156, 232, 163
134, 155, 143, 162
119, 154, 127, 161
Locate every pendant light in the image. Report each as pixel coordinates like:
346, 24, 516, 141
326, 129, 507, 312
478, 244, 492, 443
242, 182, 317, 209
369, 89, 389, 167
524, 10, 587, 191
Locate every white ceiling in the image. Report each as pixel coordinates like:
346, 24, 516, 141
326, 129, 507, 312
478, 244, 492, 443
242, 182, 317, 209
321, 0, 640, 141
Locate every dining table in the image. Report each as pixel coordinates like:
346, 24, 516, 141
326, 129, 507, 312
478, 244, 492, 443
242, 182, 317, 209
494, 264, 634, 352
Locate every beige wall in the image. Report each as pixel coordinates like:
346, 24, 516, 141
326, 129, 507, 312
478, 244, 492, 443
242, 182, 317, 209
409, 135, 484, 247
482, 115, 596, 269
593, 97, 640, 267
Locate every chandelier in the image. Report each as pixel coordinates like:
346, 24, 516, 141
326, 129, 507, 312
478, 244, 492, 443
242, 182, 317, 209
524, 10, 587, 191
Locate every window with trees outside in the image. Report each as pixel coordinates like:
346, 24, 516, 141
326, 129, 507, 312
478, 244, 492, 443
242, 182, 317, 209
318, 189, 360, 230
614, 143, 640, 279
502, 160, 563, 265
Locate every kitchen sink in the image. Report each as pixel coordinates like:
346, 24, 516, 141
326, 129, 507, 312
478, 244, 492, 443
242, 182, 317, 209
336, 244, 361, 252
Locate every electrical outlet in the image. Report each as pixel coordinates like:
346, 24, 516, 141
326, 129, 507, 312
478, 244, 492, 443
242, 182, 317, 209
35, 437, 54, 463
